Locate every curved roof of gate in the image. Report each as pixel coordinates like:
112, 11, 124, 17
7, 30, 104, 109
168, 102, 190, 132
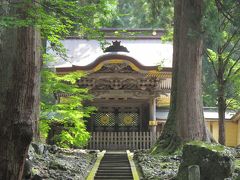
56, 53, 172, 74
49, 39, 173, 68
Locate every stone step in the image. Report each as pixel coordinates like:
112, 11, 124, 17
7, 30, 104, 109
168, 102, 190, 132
100, 163, 130, 166
99, 166, 131, 168
98, 167, 131, 169
98, 165, 131, 168
103, 156, 127, 158
101, 159, 128, 162
103, 155, 127, 156
102, 158, 128, 159
100, 162, 129, 164
94, 152, 133, 180
95, 179, 133, 180
102, 160, 128, 161
96, 174, 132, 176
102, 158, 128, 160
104, 154, 127, 155
94, 176, 133, 179
101, 161, 129, 163
98, 167, 131, 170
102, 155, 128, 157
98, 168, 132, 173
96, 171, 132, 173
102, 157, 128, 160
96, 172, 132, 176
99, 162, 129, 163
103, 157, 128, 158
96, 171, 132, 174
100, 162, 130, 164
98, 168, 132, 172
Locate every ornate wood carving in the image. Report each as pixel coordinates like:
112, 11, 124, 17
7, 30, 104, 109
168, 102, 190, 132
98, 63, 135, 73
78, 77, 160, 91
77, 62, 170, 99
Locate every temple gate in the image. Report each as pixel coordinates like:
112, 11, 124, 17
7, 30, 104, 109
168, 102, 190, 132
56, 41, 171, 150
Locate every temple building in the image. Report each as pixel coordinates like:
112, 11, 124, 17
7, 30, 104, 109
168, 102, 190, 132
51, 29, 240, 149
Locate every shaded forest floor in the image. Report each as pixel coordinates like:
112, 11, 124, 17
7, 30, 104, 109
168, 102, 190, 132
23, 143, 240, 180
134, 150, 180, 179
24, 143, 97, 180
134, 148, 240, 180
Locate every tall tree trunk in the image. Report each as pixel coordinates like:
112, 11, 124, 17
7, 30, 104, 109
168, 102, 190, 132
217, 56, 226, 145
152, 0, 209, 154
0, 1, 40, 179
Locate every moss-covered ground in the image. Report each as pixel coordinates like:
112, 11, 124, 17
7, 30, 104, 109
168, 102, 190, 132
134, 141, 240, 179
134, 150, 180, 179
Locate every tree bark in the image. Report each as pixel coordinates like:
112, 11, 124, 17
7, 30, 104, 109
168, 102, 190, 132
152, 0, 209, 154
0, 1, 40, 179
217, 56, 226, 145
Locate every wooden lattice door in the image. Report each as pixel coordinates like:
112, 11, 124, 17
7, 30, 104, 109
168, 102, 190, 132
93, 106, 141, 132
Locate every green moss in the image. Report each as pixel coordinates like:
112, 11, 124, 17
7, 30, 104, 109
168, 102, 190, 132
31, 168, 40, 175
150, 135, 182, 155
235, 159, 240, 169
178, 141, 235, 180
187, 141, 225, 152
86, 151, 105, 180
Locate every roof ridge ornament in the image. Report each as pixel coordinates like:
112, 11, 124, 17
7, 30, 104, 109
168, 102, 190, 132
104, 41, 129, 53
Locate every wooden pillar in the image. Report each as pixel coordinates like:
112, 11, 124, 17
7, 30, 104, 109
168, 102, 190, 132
149, 98, 157, 141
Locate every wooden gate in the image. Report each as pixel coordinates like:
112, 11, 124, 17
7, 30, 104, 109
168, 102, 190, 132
92, 106, 141, 132
87, 131, 161, 150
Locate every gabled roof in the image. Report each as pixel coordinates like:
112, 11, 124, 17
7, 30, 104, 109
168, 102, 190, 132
48, 39, 173, 69
56, 53, 172, 74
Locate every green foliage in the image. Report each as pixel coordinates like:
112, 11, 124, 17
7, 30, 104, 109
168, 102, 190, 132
187, 141, 225, 152
40, 68, 96, 148
1, 0, 116, 148
0, 0, 117, 55
202, 0, 240, 109
104, 0, 174, 40
107, 0, 173, 29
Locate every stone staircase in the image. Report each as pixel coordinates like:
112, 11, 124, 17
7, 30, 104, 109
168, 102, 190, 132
94, 152, 133, 180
